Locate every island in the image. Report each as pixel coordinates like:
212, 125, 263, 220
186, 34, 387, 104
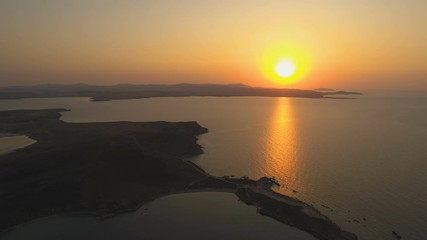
0, 109, 357, 240
0, 83, 362, 101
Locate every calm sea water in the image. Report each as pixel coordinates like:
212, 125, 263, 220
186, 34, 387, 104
0, 92, 426, 239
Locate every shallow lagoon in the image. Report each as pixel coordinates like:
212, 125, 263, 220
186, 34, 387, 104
1, 192, 316, 240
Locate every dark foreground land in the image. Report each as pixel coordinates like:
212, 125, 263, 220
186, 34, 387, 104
0, 83, 362, 101
0, 109, 357, 240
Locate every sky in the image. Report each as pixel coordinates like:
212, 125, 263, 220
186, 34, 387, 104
1, 0, 427, 90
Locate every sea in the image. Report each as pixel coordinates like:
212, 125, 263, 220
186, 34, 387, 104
0, 91, 426, 240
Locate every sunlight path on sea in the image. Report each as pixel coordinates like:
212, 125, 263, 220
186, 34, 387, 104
260, 98, 300, 194
1, 94, 427, 239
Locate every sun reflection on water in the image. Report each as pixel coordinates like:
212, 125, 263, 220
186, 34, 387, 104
261, 98, 300, 194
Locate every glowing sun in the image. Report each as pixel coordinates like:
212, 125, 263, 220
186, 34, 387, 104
275, 60, 296, 78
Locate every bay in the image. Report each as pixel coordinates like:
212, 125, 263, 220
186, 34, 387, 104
0, 92, 426, 239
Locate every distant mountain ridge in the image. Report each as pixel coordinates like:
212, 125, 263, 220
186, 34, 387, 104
0, 83, 362, 101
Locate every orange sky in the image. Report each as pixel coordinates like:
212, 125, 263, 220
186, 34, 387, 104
1, 0, 426, 90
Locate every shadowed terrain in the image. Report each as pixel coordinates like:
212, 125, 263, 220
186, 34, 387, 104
0, 109, 207, 230
0, 109, 357, 240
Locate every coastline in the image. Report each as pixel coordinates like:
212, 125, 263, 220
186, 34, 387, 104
0, 108, 357, 240
0, 83, 362, 101
1, 178, 355, 240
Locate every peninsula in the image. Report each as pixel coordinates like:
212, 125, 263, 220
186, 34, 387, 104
0, 109, 357, 240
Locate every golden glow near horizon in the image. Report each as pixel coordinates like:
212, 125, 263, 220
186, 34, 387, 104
260, 42, 311, 86
1, 1, 427, 89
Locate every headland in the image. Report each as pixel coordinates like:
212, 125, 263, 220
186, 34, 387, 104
0, 109, 357, 240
